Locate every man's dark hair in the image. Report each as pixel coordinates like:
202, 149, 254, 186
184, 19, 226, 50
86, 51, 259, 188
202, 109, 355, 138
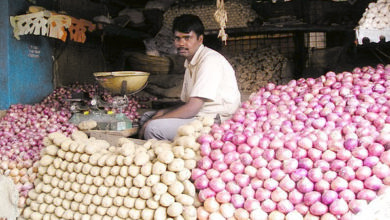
172, 14, 205, 37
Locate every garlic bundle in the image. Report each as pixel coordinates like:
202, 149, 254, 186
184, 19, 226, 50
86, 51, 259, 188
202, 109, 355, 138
21, 118, 214, 220
358, 1, 390, 30
163, 0, 257, 31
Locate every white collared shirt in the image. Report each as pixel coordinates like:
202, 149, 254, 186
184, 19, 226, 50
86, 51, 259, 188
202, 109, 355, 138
181, 44, 241, 120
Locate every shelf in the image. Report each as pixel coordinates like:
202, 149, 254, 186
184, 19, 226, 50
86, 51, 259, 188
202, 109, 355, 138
355, 28, 390, 45
102, 24, 151, 39
205, 24, 355, 36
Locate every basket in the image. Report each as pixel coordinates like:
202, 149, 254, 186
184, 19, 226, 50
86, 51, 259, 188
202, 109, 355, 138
125, 52, 171, 75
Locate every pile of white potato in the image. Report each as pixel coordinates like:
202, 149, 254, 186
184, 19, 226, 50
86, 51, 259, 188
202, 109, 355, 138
21, 116, 215, 220
227, 47, 289, 94
358, 0, 390, 30
163, 0, 257, 30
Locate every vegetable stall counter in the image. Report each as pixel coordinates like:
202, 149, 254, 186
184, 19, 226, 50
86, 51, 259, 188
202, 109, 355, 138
3, 64, 390, 219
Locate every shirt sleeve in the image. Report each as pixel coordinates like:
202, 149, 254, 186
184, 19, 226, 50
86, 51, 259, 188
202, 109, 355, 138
190, 54, 223, 102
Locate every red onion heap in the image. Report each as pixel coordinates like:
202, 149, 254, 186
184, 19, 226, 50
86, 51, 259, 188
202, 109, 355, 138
194, 64, 390, 219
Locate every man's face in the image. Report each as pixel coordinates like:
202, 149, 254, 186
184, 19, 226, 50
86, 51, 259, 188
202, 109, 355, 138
174, 30, 203, 61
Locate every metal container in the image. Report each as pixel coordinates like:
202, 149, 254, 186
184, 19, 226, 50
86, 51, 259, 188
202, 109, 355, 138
94, 71, 149, 95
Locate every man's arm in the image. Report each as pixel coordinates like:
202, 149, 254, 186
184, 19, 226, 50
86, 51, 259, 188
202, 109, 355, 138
138, 97, 204, 139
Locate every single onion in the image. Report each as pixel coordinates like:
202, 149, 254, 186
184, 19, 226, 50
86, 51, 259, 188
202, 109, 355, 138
206, 169, 220, 179
348, 199, 368, 214
255, 188, 271, 202
210, 149, 224, 161
271, 187, 287, 202
364, 156, 379, 167
226, 181, 241, 194
244, 165, 257, 178
304, 191, 321, 206
364, 175, 383, 191
230, 161, 245, 174
263, 178, 279, 191
339, 189, 355, 202
356, 189, 377, 201
329, 199, 348, 216
256, 167, 271, 180
331, 177, 348, 192
323, 170, 337, 182
261, 199, 276, 213
197, 157, 213, 170
244, 198, 261, 212
381, 150, 390, 165
235, 173, 250, 188
200, 143, 212, 156
372, 163, 390, 179
271, 169, 286, 181
295, 203, 309, 216
308, 168, 323, 183
194, 175, 209, 190
191, 168, 205, 180
309, 201, 328, 216
348, 179, 364, 193
297, 177, 314, 193
220, 169, 235, 182
367, 143, 385, 157
231, 194, 245, 208
314, 179, 330, 192
321, 190, 338, 205
241, 186, 255, 199
250, 178, 263, 190
252, 157, 268, 169
213, 160, 228, 172
355, 166, 372, 180
209, 177, 225, 192
282, 158, 298, 174
198, 188, 216, 202
288, 189, 303, 205
216, 190, 231, 203
277, 199, 294, 214
291, 168, 308, 181
279, 175, 295, 192
338, 166, 355, 181
221, 141, 236, 154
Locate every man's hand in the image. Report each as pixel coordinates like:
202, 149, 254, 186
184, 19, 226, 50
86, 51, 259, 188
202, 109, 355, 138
158, 97, 204, 119
138, 97, 205, 139
152, 109, 167, 119
138, 120, 150, 139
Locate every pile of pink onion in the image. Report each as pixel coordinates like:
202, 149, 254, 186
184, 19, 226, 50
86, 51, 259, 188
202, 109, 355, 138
0, 83, 151, 208
193, 64, 390, 220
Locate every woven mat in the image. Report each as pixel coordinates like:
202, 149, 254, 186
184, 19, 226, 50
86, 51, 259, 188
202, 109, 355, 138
354, 189, 390, 220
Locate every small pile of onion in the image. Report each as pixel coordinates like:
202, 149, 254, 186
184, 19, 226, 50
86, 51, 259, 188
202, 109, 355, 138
194, 64, 390, 219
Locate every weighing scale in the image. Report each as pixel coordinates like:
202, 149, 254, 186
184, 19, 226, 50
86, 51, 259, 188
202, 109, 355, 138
68, 71, 150, 136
